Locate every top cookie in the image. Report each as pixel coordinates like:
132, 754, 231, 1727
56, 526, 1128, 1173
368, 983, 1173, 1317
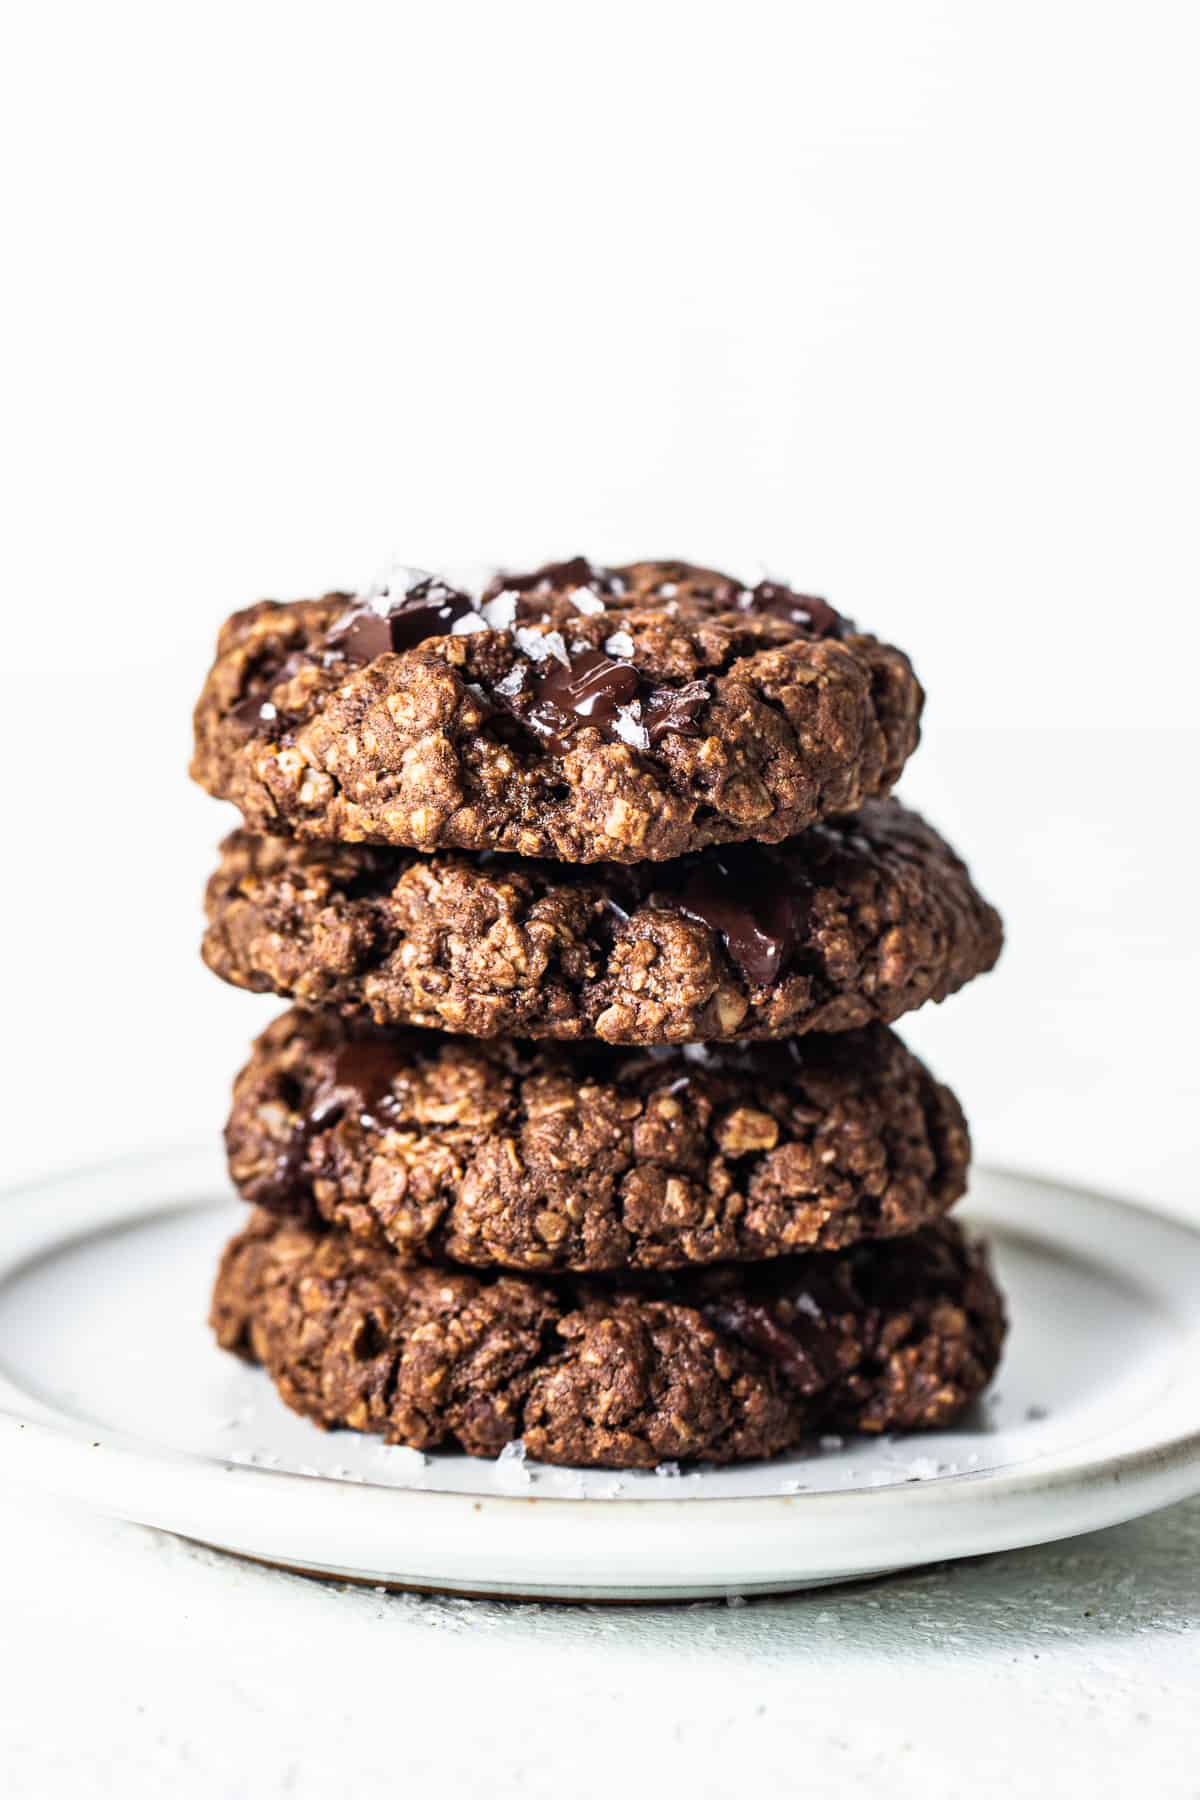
191, 558, 923, 863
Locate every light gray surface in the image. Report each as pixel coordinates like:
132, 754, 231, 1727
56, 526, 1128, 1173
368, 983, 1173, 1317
3, 1491, 1197, 1798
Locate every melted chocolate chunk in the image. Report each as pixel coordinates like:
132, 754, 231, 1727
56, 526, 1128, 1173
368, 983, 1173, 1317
641, 680, 710, 744
315, 1038, 408, 1128
703, 1293, 844, 1395
527, 648, 641, 755
738, 582, 850, 639
237, 1036, 409, 1216
230, 693, 284, 737
251, 1123, 312, 1216
325, 577, 477, 661
676, 849, 812, 986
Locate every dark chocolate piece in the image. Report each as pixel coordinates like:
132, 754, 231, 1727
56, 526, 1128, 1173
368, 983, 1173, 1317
527, 649, 641, 754
676, 849, 812, 986
641, 680, 711, 743
703, 1293, 845, 1395
738, 583, 850, 639
484, 557, 621, 601
326, 577, 477, 661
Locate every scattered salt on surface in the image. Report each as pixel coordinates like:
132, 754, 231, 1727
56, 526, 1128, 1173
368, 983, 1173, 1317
493, 1440, 531, 1489
604, 630, 635, 658
905, 1456, 941, 1481
378, 1445, 428, 1473
494, 667, 525, 698
655, 1461, 682, 1479
779, 1480, 808, 1493
450, 612, 487, 635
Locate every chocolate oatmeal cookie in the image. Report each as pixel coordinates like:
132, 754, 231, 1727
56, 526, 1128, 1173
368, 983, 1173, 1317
191, 558, 922, 863
203, 800, 1002, 1045
225, 1010, 970, 1272
211, 1213, 1004, 1468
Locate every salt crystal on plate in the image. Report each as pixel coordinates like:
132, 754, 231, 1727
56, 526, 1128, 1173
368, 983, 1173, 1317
493, 1440, 531, 1488
375, 1444, 428, 1474
655, 1461, 681, 1478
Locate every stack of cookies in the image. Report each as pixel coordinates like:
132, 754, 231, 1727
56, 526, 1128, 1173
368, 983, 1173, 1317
192, 558, 1005, 1471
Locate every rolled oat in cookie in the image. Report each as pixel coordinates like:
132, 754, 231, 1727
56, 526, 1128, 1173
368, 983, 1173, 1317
202, 799, 1002, 1045
224, 1009, 971, 1272
191, 557, 922, 862
210, 1213, 1005, 1468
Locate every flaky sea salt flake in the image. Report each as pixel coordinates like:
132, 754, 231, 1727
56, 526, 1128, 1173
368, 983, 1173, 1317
613, 704, 649, 750
569, 587, 605, 614
514, 626, 569, 666
493, 1439, 531, 1489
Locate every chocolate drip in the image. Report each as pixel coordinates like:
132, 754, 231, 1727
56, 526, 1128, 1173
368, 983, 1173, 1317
325, 577, 477, 661
676, 849, 811, 986
527, 649, 641, 755
508, 647, 711, 757
737, 582, 850, 639
641, 680, 710, 744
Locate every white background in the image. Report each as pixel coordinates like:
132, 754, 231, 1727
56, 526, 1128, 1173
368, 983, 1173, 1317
2, 3, 1198, 1795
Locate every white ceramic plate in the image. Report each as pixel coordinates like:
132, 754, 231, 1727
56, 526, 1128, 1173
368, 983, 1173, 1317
1, 1146, 1198, 1600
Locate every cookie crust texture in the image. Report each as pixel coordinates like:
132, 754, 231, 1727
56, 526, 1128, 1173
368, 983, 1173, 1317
191, 559, 923, 864
211, 1213, 1005, 1468
224, 1009, 970, 1273
203, 800, 1002, 1046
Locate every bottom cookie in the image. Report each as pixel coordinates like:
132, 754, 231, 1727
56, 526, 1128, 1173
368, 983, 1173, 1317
212, 1214, 1005, 1469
